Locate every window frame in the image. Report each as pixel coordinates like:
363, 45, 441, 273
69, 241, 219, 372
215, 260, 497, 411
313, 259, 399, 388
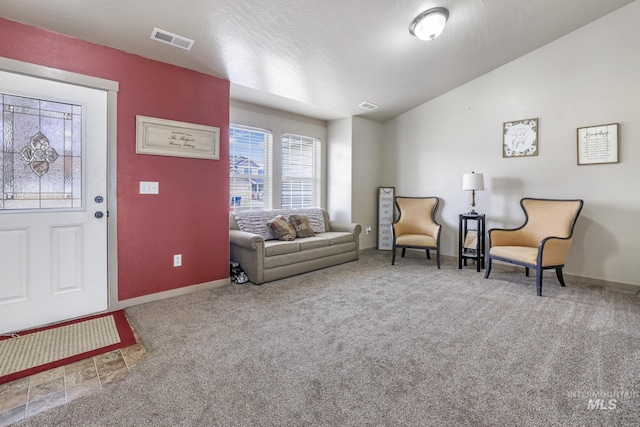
229, 124, 272, 212
229, 125, 323, 211
280, 132, 322, 209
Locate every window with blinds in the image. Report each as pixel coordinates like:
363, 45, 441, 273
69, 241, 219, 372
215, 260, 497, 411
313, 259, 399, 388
229, 125, 272, 211
281, 133, 321, 209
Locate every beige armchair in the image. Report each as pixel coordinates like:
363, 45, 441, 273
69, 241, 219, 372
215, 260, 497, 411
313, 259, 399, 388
392, 197, 442, 268
484, 198, 584, 296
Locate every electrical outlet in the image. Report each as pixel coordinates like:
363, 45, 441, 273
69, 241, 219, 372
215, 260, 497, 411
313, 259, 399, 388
173, 254, 182, 267
366, 226, 372, 235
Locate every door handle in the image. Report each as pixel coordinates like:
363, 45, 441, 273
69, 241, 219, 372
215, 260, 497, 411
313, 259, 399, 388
95, 211, 104, 219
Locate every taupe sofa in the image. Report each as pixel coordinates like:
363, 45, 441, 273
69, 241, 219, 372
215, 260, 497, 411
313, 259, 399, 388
230, 208, 361, 284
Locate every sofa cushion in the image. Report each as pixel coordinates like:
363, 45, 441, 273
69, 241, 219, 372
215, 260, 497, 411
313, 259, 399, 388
233, 208, 327, 240
267, 215, 297, 241
264, 242, 357, 269
289, 214, 315, 238
319, 231, 355, 245
264, 240, 300, 257
298, 236, 330, 250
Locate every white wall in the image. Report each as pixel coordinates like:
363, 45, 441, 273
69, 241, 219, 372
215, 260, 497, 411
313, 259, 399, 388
328, 116, 384, 249
352, 117, 384, 250
230, 100, 328, 208
327, 117, 352, 223
383, 2, 640, 287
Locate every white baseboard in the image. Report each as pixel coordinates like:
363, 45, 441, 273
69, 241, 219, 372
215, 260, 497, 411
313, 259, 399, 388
116, 277, 231, 309
563, 274, 640, 293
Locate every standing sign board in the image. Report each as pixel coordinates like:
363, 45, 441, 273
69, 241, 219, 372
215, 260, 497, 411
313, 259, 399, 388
377, 187, 395, 250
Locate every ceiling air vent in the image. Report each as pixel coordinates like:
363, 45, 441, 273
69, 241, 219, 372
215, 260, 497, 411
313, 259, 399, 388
358, 101, 379, 111
150, 27, 194, 51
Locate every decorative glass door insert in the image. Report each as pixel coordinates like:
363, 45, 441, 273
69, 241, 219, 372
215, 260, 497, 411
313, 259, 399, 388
1, 92, 82, 211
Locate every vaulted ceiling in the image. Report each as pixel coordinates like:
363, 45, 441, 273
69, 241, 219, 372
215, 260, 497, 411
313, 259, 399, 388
1, 0, 634, 122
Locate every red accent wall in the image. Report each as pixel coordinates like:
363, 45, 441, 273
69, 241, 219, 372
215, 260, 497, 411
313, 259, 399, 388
0, 18, 230, 300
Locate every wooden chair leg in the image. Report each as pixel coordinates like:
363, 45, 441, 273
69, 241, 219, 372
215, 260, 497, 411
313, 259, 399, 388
484, 257, 492, 278
556, 267, 566, 286
402, 248, 406, 258
392, 244, 396, 265
426, 249, 431, 259
536, 267, 543, 296
525, 267, 530, 277
436, 249, 441, 269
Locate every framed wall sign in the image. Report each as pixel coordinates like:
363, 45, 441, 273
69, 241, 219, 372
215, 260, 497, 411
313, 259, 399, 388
503, 118, 538, 158
377, 187, 395, 250
136, 115, 220, 160
577, 123, 619, 165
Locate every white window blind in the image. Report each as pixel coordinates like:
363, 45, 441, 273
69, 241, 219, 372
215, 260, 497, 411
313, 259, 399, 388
281, 133, 321, 209
229, 125, 272, 211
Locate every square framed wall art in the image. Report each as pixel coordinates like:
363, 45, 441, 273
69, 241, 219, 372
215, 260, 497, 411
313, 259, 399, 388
503, 118, 538, 158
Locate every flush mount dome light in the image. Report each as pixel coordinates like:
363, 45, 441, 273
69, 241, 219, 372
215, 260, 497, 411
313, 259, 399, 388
410, 7, 449, 41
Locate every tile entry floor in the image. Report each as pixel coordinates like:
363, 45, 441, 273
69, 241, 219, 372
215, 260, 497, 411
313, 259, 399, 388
0, 321, 147, 426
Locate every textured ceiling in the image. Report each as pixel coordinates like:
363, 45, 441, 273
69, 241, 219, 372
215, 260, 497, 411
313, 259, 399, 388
0, 0, 634, 122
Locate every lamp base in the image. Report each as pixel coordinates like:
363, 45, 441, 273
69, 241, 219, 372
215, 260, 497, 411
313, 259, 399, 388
468, 190, 479, 216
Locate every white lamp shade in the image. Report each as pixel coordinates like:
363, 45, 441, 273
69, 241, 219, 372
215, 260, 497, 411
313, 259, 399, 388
462, 172, 484, 191
410, 8, 449, 41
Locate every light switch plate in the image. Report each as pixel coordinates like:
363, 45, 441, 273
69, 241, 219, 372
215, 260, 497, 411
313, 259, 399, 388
140, 181, 159, 194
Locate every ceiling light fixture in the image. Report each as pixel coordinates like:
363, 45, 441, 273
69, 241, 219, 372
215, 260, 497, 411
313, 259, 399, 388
409, 7, 449, 41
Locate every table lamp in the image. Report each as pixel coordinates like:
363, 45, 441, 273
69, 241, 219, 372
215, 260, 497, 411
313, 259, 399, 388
462, 171, 484, 214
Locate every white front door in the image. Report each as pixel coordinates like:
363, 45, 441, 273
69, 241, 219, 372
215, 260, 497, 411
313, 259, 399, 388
0, 70, 108, 334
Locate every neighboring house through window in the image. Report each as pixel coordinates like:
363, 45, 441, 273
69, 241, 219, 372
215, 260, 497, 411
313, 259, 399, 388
229, 125, 271, 211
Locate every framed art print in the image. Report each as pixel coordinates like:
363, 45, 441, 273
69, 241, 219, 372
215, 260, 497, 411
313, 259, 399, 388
577, 123, 619, 165
136, 115, 220, 160
503, 118, 538, 158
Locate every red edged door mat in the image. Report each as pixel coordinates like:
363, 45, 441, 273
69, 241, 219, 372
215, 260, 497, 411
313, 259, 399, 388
0, 310, 136, 384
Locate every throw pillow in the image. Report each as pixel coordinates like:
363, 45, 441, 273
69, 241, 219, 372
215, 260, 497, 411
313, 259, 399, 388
267, 215, 297, 241
289, 214, 315, 238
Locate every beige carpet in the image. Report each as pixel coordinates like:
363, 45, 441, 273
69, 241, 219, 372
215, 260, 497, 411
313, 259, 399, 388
14, 251, 640, 426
